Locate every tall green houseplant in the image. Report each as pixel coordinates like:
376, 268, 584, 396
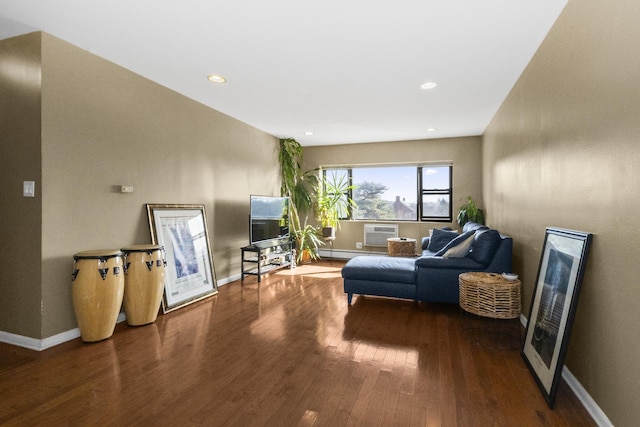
279, 138, 323, 262
456, 196, 485, 227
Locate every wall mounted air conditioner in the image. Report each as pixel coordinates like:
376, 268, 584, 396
363, 224, 399, 247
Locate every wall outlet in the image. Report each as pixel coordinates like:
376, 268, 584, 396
120, 185, 134, 193
356, 242, 363, 249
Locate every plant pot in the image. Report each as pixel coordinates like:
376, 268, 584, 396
300, 249, 312, 264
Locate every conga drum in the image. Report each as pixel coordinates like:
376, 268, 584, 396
121, 245, 166, 326
72, 250, 125, 342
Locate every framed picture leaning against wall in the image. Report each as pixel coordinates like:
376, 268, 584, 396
522, 227, 592, 408
146, 204, 218, 313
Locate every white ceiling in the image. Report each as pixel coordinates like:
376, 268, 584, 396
0, 0, 567, 146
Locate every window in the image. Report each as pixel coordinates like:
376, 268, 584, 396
420, 166, 452, 221
352, 166, 417, 220
323, 164, 452, 222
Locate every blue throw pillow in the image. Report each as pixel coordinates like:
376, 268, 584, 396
435, 230, 476, 257
468, 229, 502, 265
426, 228, 459, 252
462, 222, 489, 233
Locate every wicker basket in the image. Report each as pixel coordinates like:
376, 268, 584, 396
459, 272, 521, 319
387, 238, 416, 257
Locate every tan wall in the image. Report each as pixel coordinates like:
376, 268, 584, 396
1, 32, 280, 339
303, 137, 483, 253
483, 0, 640, 424
0, 33, 43, 338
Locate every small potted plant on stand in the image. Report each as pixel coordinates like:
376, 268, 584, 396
316, 169, 357, 239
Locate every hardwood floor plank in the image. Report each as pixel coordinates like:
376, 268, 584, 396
0, 261, 595, 426
378, 355, 404, 425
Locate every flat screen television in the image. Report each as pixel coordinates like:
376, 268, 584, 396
250, 195, 290, 245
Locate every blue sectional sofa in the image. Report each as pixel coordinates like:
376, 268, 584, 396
341, 222, 513, 305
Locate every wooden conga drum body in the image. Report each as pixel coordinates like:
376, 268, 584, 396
121, 245, 166, 326
72, 250, 124, 342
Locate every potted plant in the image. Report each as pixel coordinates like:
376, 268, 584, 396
294, 221, 325, 263
279, 137, 322, 261
456, 196, 485, 228
316, 169, 357, 239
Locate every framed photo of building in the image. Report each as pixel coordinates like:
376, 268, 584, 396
146, 204, 218, 313
522, 227, 592, 408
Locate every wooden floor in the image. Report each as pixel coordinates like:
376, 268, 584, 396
0, 261, 595, 426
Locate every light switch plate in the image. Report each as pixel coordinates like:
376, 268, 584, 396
23, 181, 35, 197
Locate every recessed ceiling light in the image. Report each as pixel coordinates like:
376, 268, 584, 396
207, 74, 227, 83
420, 81, 437, 90
304, 131, 314, 136
427, 128, 438, 132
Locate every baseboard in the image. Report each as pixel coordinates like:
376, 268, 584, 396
562, 368, 613, 426
0, 312, 128, 351
0, 325, 82, 351
519, 314, 612, 426
217, 274, 240, 286
0, 330, 70, 351
318, 248, 385, 259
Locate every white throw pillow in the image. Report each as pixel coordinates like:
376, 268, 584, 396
443, 233, 475, 258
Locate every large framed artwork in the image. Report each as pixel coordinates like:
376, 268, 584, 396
522, 227, 592, 408
146, 204, 218, 313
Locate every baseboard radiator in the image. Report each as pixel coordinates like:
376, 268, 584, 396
363, 224, 398, 247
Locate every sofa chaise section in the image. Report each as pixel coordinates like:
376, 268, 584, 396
341, 256, 416, 305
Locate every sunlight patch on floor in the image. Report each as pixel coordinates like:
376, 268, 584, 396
275, 264, 343, 279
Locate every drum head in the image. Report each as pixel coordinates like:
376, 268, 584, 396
73, 249, 123, 260
120, 244, 164, 253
